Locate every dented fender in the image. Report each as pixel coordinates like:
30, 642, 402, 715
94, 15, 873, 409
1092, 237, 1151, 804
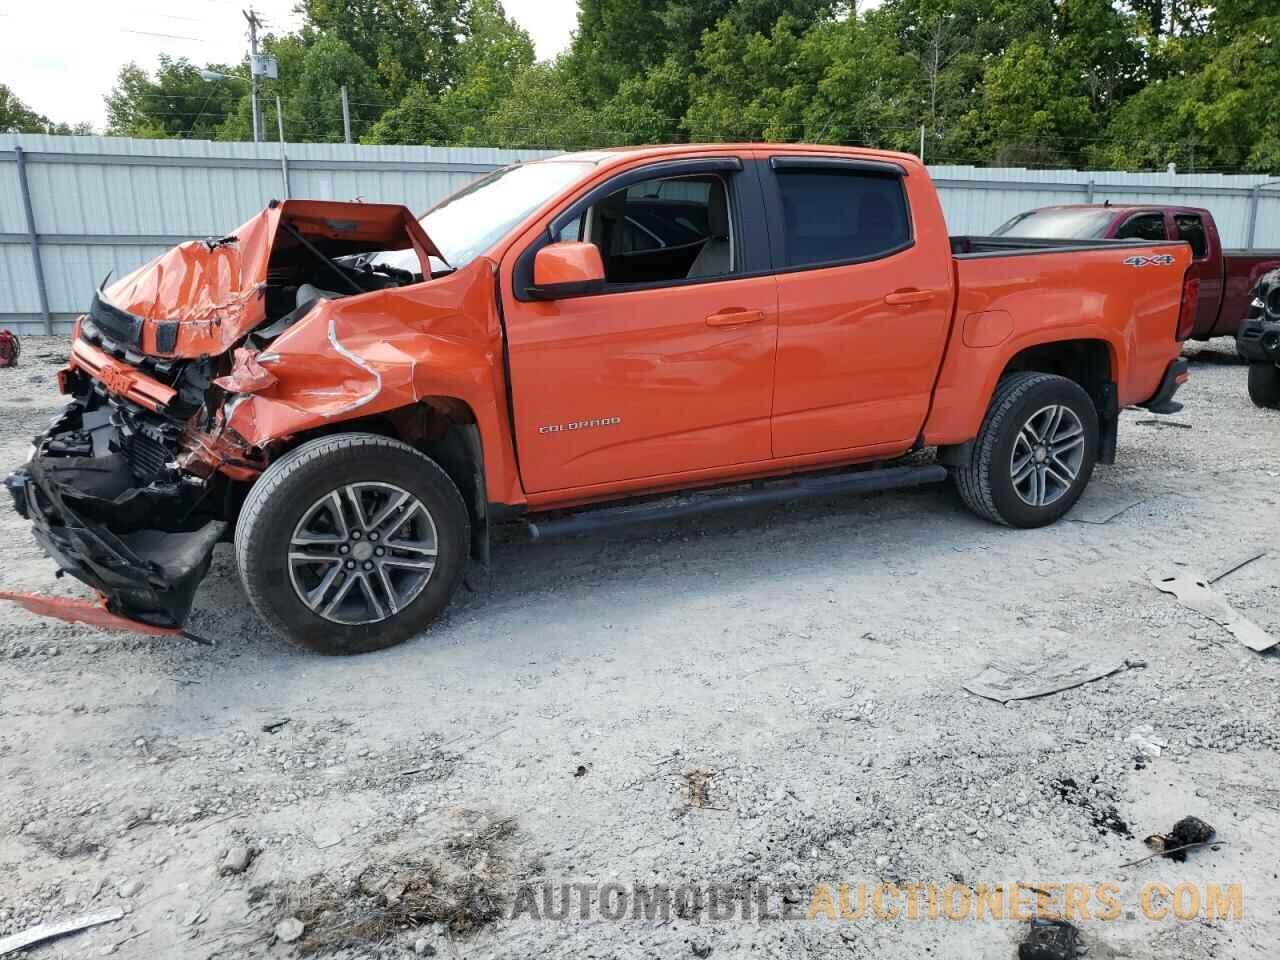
220, 257, 525, 505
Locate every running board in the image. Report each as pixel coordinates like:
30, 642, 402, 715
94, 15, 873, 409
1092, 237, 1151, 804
525, 464, 948, 541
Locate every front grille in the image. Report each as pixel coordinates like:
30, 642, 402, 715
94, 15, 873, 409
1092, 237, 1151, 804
125, 431, 172, 482
89, 293, 144, 351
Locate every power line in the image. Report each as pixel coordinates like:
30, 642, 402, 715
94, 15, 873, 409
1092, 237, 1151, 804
123, 29, 206, 42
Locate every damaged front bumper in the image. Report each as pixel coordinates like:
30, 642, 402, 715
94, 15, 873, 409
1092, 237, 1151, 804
1238, 271, 1280, 366
4, 373, 230, 634
1237, 319, 1280, 366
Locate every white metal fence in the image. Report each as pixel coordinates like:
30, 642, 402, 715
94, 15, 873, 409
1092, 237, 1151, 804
2, 133, 1278, 335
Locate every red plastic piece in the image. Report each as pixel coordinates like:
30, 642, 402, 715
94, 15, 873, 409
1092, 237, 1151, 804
0, 591, 183, 637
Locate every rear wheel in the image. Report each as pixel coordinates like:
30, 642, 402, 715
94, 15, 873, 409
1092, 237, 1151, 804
1247, 364, 1280, 409
955, 372, 1099, 528
234, 433, 469, 654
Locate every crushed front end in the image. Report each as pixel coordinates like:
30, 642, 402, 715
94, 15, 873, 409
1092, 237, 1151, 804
3, 198, 448, 635
5, 313, 235, 630
1237, 268, 1280, 366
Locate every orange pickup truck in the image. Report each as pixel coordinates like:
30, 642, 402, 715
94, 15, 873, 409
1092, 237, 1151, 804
3, 144, 1196, 653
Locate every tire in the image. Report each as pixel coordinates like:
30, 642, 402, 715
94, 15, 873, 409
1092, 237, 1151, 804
1247, 364, 1280, 409
954, 372, 1099, 528
234, 433, 470, 654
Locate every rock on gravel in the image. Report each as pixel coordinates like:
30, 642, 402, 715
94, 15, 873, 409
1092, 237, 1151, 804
274, 917, 304, 943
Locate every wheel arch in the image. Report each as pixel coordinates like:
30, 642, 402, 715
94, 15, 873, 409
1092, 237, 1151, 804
262, 397, 494, 569
936, 336, 1120, 466
999, 338, 1117, 464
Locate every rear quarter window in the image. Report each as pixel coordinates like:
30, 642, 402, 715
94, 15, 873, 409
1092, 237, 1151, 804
775, 171, 911, 268
1116, 214, 1167, 241
1174, 214, 1208, 259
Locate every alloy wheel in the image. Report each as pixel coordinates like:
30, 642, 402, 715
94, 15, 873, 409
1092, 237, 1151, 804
287, 482, 438, 625
1009, 404, 1086, 508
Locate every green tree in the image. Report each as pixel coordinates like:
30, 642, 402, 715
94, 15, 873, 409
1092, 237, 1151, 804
105, 57, 244, 139
566, 0, 669, 104
1092, 13, 1280, 171
363, 82, 456, 143
1, 84, 54, 133
365, 0, 534, 145
598, 57, 690, 144
884, 0, 1047, 159
684, 16, 816, 142
569, 0, 838, 104
962, 37, 1096, 166
798, 11, 919, 150
299, 0, 468, 99
291, 35, 386, 141
1055, 0, 1144, 115
480, 62, 598, 150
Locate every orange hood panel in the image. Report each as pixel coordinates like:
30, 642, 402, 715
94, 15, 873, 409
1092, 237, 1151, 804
98, 200, 441, 359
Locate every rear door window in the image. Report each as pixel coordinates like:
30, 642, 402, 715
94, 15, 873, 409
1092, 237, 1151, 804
772, 169, 911, 268
1116, 214, 1166, 241
1174, 214, 1208, 259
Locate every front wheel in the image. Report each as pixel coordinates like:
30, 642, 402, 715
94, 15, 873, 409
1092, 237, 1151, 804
234, 433, 470, 654
1247, 364, 1280, 409
954, 372, 1099, 528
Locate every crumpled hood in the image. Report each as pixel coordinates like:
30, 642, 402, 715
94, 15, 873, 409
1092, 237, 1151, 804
94, 200, 441, 359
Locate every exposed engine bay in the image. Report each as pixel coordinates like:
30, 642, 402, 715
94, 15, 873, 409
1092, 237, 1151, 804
4, 199, 451, 631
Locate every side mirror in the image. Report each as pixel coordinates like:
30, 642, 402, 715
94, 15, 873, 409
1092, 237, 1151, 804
529, 242, 605, 300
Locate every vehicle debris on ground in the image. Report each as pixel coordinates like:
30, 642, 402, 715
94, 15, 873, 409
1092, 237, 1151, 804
0, 907, 124, 957
962, 652, 1128, 703
1017, 917, 1080, 960
1143, 815, 1218, 862
1150, 571, 1277, 652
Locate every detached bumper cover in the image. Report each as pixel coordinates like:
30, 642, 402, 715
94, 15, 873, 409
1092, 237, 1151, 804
5, 460, 224, 630
0, 591, 182, 637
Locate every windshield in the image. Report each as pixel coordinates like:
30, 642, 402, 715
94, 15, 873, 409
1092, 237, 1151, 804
420, 160, 595, 268
992, 208, 1115, 240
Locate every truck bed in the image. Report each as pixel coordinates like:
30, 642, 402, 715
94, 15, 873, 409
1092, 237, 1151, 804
922, 235, 1192, 449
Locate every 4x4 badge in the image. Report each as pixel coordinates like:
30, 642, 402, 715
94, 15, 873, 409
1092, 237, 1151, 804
1123, 254, 1176, 267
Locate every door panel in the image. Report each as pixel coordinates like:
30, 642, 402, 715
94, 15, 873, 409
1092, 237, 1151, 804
503, 278, 779, 493
501, 159, 779, 495
762, 158, 955, 459
770, 257, 953, 457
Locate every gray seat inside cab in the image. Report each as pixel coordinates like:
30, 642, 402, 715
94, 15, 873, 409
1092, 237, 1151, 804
297, 283, 343, 308
252, 283, 344, 342
686, 185, 732, 279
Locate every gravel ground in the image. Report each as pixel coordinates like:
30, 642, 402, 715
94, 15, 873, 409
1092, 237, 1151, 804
0, 336, 1277, 960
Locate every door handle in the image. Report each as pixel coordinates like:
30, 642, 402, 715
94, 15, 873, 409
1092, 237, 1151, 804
705, 308, 765, 327
883, 289, 935, 305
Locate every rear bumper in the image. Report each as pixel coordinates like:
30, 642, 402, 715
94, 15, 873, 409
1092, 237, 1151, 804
1139, 358, 1189, 414
1237, 319, 1280, 366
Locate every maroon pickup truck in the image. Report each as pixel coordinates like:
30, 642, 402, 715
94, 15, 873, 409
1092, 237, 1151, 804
994, 204, 1280, 340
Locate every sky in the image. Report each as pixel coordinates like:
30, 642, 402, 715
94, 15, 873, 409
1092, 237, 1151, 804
0, 0, 581, 131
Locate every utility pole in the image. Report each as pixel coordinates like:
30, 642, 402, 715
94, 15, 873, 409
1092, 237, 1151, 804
919, 124, 926, 164
276, 94, 290, 198
243, 7, 263, 143
341, 85, 352, 144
